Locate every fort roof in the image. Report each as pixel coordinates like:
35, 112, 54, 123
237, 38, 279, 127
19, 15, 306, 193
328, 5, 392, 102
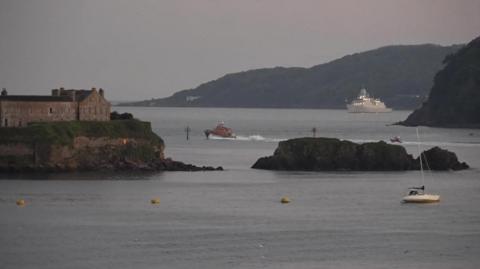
0, 95, 74, 102
0, 89, 96, 102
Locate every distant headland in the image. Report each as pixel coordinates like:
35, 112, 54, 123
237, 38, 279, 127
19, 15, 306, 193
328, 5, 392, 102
399, 35, 480, 128
0, 88, 221, 172
120, 43, 461, 110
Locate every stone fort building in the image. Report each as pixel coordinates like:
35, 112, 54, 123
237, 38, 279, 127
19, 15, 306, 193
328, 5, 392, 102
0, 87, 111, 127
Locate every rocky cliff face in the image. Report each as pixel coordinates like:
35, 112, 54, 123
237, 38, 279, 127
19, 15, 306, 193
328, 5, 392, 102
252, 138, 468, 171
0, 120, 221, 172
0, 136, 162, 172
401, 36, 480, 128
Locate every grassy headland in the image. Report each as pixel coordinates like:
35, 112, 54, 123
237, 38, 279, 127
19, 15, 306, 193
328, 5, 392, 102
0, 119, 163, 146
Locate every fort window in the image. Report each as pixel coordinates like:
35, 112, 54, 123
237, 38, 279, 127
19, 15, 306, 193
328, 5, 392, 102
49, 107, 53, 113
4, 119, 8, 127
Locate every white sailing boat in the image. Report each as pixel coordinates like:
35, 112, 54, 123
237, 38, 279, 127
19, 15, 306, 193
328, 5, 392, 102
402, 128, 440, 203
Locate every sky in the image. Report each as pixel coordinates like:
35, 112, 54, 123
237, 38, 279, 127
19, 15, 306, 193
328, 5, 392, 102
0, 0, 479, 101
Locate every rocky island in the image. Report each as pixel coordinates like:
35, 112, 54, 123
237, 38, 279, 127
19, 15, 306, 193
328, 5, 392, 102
0, 87, 221, 173
0, 119, 221, 172
400, 35, 480, 128
252, 137, 468, 171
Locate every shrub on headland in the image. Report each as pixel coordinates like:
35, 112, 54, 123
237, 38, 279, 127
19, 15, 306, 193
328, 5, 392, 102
110, 111, 134, 120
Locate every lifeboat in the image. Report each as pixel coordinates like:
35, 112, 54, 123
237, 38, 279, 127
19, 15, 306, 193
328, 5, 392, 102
204, 122, 236, 138
390, 136, 402, 143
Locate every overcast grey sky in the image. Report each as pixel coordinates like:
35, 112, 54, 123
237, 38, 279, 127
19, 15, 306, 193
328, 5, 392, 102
0, 0, 479, 101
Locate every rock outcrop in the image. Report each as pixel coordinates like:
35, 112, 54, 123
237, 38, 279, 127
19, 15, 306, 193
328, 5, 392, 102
0, 120, 222, 172
418, 146, 469, 171
252, 137, 468, 171
400, 36, 480, 128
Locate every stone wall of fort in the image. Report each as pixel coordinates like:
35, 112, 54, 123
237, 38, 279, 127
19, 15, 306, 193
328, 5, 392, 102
78, 90, 111, 121
0, 101, 77, 127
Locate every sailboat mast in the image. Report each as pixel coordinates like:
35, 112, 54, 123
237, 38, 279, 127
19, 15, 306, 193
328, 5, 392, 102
416, 127, 425, 188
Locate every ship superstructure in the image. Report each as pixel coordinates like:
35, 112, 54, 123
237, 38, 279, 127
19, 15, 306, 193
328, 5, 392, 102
346, 88, 392, 113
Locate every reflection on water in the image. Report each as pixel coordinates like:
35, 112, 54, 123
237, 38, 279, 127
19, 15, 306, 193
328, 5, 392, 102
1, 107, 479, 269
0, 171, 161, 181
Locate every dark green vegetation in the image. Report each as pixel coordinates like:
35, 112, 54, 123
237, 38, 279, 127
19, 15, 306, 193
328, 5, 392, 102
0, 120, 163, 146
110, 111, 134, 120
123, 44, 461, 109
401, 36, 480, 128
252, 137, 468, 171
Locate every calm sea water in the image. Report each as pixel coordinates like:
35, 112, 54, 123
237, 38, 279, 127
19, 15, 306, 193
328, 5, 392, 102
1, 107, 480, 269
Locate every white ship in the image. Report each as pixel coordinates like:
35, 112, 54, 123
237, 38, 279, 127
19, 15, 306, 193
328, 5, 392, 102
346, 88, 392, 113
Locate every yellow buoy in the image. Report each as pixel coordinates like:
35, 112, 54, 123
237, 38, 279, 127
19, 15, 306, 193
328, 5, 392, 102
280, 196, 291, 204
150, 198, 160, 205
16, 199, 26, 207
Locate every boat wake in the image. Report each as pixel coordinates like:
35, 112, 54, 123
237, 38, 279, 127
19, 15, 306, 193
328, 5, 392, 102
401, 140, 480, 148
209, 135, 480, 147
350, 139, 480, 148
209, 134, 285, 143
